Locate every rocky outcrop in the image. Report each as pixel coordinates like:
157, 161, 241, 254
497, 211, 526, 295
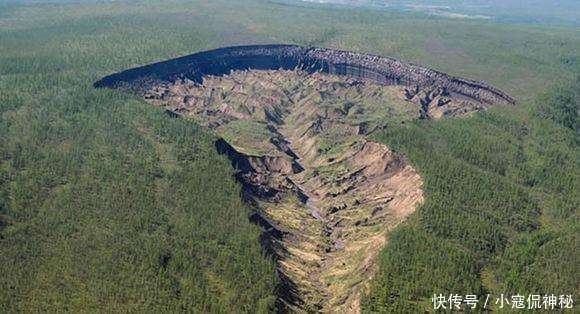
95, 44, 515, 106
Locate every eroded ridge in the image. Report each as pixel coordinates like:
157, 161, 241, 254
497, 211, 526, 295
141, 70, 430, 312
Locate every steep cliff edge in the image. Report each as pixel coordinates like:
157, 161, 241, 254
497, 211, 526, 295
95, 44, 515, 107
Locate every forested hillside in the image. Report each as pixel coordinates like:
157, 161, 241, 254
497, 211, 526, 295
0, 88, 278, 311
364, 80, 579, 311
0, 0, 577, 311
0, 2, 281, 311
292, 0, 580, 26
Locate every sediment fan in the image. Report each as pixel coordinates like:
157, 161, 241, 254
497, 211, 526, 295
94, 44, 515, 106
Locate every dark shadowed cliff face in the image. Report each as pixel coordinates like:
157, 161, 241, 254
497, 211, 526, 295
94, 44, 515, 106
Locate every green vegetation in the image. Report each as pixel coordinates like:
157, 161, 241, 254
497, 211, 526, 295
535, 82, 579, 132
0, 1, 280, 312
0, 74, 278, 313
218, 120, 277, 156
364, 80, 579, 311
284, 0, 580, 27
0, 0, 578, 311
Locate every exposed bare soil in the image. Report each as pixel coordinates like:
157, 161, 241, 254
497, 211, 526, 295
139, 69, 493, 312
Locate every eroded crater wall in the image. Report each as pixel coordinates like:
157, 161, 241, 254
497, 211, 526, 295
94, 47, 516, 312
95, 44, 515, 106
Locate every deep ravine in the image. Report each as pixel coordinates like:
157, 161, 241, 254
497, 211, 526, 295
95, 45, 512, 311
143, 70, 425, 312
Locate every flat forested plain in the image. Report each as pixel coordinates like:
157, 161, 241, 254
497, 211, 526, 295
0, 0, 578, 312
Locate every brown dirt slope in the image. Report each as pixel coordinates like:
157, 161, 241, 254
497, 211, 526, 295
137, 69, 499, 312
